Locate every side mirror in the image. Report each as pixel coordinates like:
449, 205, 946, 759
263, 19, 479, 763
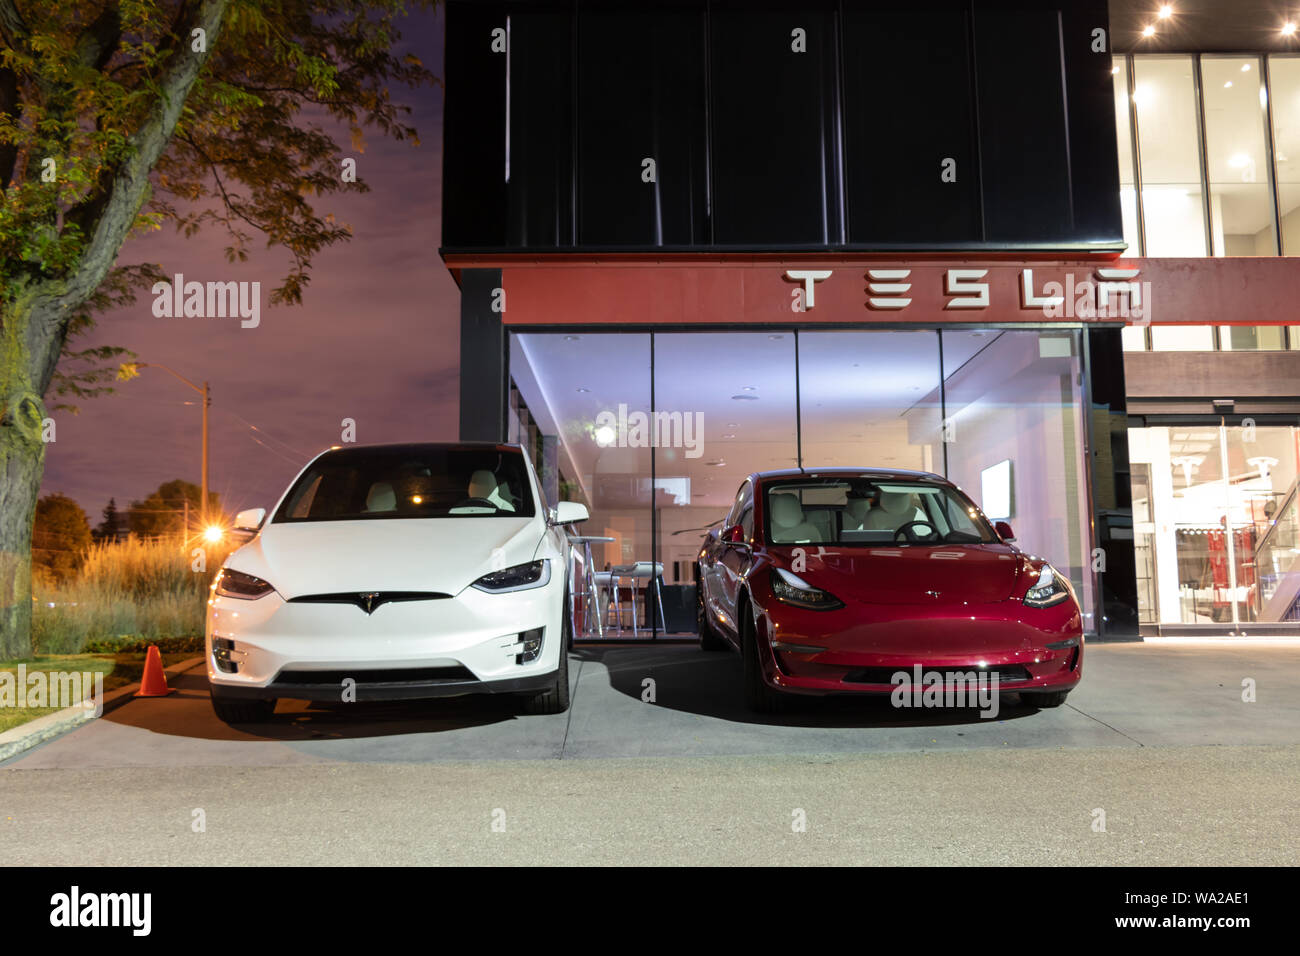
723, 524, 749, 548
994, 520, 1016, 543
552, 501, 590, 525
234, 507, 267, 532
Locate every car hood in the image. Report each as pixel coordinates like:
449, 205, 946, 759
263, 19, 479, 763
771, 544, 1030, 606
227, 517, 546, 598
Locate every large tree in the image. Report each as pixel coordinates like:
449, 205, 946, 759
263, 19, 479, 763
0, 0, 436, 657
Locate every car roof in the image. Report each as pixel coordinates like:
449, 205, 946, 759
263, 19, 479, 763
317, 441, 524, 459
751, 466, 951, 485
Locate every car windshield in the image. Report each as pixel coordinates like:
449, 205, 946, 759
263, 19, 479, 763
274, 446, 535, 521
763, 477, 997, 546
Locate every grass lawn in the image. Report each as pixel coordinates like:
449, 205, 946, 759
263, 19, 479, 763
0, 652, 196, 734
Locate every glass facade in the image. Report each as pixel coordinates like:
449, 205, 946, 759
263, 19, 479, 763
1115, 53, 1300, 353
1129, 425, 1300, 625
509, 328, 1096, 639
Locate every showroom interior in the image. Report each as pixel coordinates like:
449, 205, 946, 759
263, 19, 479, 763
507, 328, 1095, 640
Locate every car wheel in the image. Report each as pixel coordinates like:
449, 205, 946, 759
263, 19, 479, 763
740, 601, 790, 715
1021, 689, 1070, 708
697, 582, 728, 652
521, 606, 572, 715
210, 690, 276, 725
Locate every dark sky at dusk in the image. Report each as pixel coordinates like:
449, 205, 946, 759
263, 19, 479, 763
39, 6, 457, 524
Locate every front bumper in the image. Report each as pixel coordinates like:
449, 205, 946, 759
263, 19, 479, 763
210, 668, 559, 702
757, 598, 1084, 696
205, 576, 564, 702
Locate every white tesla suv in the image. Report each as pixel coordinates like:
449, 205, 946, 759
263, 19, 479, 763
205, 442, 588, 724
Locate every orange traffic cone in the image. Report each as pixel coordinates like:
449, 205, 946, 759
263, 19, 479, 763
134, 645, 175, 697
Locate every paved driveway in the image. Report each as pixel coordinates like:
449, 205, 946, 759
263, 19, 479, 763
3, 641, 1298, 865
4, 640, 1297, 769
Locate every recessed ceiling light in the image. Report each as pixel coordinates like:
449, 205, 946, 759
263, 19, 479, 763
1158, 4, 1173, 20
741, 385, 757, 391
1224, 81, 1233, 88
575, 386, 590, 393
1285, 22, 1298, 36
1229, 153, 1250, 168
1242, 63, 1251, 72
1142, 24, 1156, 37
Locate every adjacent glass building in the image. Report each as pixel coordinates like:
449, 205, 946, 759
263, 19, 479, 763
1113, 51, 1300, 631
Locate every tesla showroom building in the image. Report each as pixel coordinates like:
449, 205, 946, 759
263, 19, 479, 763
440, 0, 1300, 641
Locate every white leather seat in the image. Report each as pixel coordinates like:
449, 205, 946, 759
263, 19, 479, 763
843, 497, 872, 531
468, 469, 516, 512
769, 493, 819, 543
364, 482, 396, 512
863, 490, 916, 532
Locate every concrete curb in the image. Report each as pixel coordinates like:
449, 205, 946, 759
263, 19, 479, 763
0, 656, 204, 764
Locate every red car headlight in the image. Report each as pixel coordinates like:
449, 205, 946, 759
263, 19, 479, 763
770, 568, 844, 611
1023, 566, 1070, 608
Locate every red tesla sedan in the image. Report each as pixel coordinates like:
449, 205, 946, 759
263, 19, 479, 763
696, 469, 1083, 713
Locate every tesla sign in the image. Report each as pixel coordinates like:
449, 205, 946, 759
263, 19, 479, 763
786, 267, 1148, 321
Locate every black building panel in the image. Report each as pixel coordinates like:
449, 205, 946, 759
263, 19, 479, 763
442, 1, 508, 248
709, 0, 844, 246
506, 5, 574, 248
576, 3, 709, 246
843, 0, 982, 245
1061, 0, 1122, 245
973, 3, 1074, 241
440, 0, 1125, 253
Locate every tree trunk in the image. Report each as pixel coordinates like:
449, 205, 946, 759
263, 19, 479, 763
0, 300, 48, 659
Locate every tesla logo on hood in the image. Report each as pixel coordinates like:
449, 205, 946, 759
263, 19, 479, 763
288, 591, 451, 613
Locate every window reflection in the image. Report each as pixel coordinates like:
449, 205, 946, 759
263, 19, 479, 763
1268, 56, 1300, 253
1133, 56, 1208, 256
1202, 57, 1277, 256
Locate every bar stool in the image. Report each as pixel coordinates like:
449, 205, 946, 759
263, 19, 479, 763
611, 562, 666, 637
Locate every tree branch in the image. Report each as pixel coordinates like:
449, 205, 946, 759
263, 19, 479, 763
22, 0, 231, 394
0, 0, 29, 47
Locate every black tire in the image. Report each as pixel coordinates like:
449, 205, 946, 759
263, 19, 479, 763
1021, 689, 1070, 708
521, 601, 572, 715
697, 581, 728, 652
210, 691, 276, 725
740, 599, 790, 714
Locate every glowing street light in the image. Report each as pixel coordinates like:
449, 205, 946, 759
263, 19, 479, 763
203, 525, 225, 544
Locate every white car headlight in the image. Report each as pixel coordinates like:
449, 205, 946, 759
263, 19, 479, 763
471, 560, 551, 593
215, 568, 276, 600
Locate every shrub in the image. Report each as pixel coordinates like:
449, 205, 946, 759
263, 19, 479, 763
31, 535, 236, 655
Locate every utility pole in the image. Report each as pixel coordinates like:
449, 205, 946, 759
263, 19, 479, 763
135, 364, 211, 522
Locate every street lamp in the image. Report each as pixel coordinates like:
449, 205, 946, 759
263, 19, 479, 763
128, 363, 211, 523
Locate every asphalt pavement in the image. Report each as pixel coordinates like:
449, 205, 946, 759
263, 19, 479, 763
2, 640, 1298, 864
